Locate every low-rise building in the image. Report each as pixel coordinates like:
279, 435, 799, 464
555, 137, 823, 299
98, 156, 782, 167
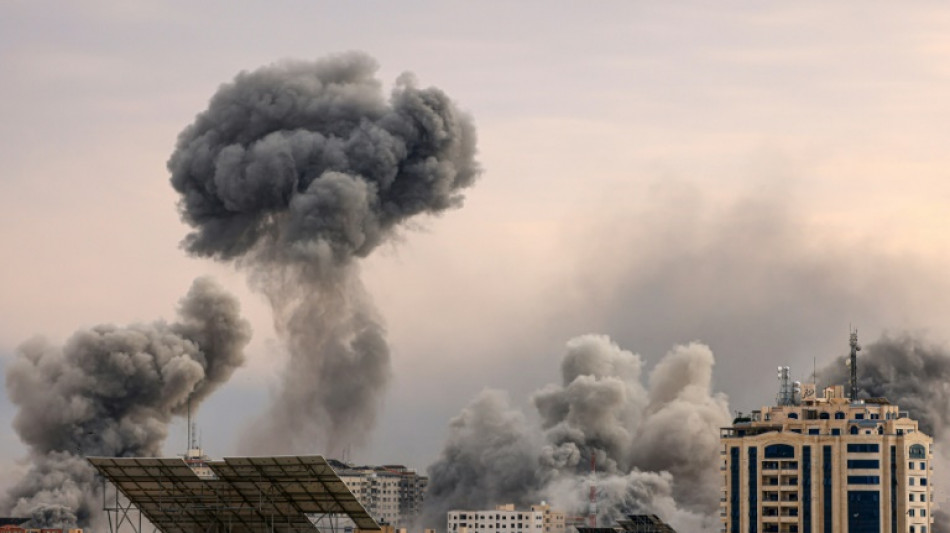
448, 504, 566, 533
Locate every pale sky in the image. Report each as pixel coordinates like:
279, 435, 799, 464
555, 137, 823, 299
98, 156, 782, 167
2, 1, 950, 488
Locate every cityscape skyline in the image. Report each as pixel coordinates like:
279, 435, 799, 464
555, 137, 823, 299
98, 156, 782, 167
3, 3, 950, 531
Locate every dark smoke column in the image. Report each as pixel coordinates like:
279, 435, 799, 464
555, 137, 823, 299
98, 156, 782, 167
169, 52, 479, 453
2, 278, 251, 527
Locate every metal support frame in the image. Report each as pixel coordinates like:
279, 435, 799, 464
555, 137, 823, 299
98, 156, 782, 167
93, 456, 373, 533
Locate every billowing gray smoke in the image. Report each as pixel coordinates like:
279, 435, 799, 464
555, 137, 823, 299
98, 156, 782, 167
817, 333, 950, 444
425, 335, 730, 533
817, 334, 950, 532
2, 278, 251, 527
168, 52, 479, 453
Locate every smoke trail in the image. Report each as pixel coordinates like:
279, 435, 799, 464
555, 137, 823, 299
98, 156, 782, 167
424, 335, 729, 533
168, 52, 479, 453
1, 278, 251, 527
817, 333, 950, 443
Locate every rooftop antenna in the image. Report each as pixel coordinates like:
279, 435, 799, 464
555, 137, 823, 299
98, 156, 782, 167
776, 366, 792, 406
187, 395, 192, 452
588, 453, 597, 527
848, 328, 861, 402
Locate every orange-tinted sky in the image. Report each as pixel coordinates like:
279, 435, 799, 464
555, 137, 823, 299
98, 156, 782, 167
2, 1, 950, 488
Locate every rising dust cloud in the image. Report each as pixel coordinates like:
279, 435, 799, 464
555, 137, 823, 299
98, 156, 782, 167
1, 278, 251, 527
168, 51, 479, 454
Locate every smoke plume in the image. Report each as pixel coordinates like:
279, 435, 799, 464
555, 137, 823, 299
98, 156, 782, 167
817, 333, 950, 444
2, 278, 251, 527
168, 52, 479, 453
424, 335, 729, 533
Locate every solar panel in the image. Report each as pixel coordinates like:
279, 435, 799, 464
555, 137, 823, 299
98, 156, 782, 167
88, 456, 380, 533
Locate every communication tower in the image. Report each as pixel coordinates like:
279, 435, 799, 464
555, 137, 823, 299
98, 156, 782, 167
775, 366, 792, 406
848, 329, 861, 401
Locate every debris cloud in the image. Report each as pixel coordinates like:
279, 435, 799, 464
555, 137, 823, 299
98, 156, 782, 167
2, 278, 251, 527
424, 335, 729, 533
168, 52, 479, 453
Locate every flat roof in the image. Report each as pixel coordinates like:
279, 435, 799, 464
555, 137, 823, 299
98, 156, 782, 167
88, 455, 380, 533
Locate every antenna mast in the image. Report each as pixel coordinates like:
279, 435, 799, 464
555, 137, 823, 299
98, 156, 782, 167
187, 395, 192, 452
588, 453, 597, 527
848, 329, 861, 402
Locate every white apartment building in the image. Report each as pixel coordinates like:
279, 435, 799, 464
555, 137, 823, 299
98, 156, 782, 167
448, 504, 562, 533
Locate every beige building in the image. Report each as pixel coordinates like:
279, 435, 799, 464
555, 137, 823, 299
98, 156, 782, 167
449, 503, 565, 533
531, 503, 566, 533
720, 380, 934, 533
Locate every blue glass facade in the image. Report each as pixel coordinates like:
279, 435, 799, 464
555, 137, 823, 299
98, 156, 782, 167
823, 445, 832, 533
731, 447, 740, 533
803, 446, 811, 533
848, 459, 880, 469
847, 490, 880, 533
749, 447, 757, 533
890, 446, 897, 533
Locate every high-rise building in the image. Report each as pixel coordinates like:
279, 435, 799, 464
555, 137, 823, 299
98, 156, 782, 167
720, 354, 934, 533
330, 460, 428, 528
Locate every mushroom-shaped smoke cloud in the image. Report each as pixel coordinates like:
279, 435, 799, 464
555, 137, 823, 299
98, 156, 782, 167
168, 52, 479, 454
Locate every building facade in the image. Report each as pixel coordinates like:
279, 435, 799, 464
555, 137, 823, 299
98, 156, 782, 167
720, 383, 934, 533
331, 460, 428, 528
448, 504, 555, 533
531, 503, 566, 533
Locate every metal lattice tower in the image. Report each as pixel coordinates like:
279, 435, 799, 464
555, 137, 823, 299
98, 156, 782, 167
848, 329, 861, 401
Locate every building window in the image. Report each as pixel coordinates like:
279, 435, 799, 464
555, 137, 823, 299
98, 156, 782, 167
909, 445, 926, 459
848, 491, 881, 532
909, 462, 914, 470
851, 426, 859, 435
847, 476, 880, 484
921, 478, 927, 486
820, 412, 830, 420
764, 444, 795, 458
909, 509, 915, 517
835, 412, 846, 419
847, 443, 880, 453
920, 462, 926, 470
808, 428, 820, 435
789, 413, 799, 419
823, 446, 833, 533
832, 428, 841, 436
847, 459, 880, 469
910, 494, 915, 502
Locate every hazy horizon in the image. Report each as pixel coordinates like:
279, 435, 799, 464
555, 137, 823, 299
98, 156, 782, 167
2, 1, 950, 511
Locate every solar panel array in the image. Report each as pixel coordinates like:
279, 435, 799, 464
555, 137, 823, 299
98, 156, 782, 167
88, 456, 380, 533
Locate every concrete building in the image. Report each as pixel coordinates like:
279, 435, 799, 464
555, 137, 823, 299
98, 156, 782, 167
531, 503, 566, 533
448, 504, 553, 533
720, 345, 935, 533
331, 460, 428, 528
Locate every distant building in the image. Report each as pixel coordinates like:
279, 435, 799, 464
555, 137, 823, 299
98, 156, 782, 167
721, 333, 934, 533
532, 503, 566, 533
0, 520, 83, 533
448, 504, 566, 533
330, 460, 428, 528
576, 514, 677, 533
